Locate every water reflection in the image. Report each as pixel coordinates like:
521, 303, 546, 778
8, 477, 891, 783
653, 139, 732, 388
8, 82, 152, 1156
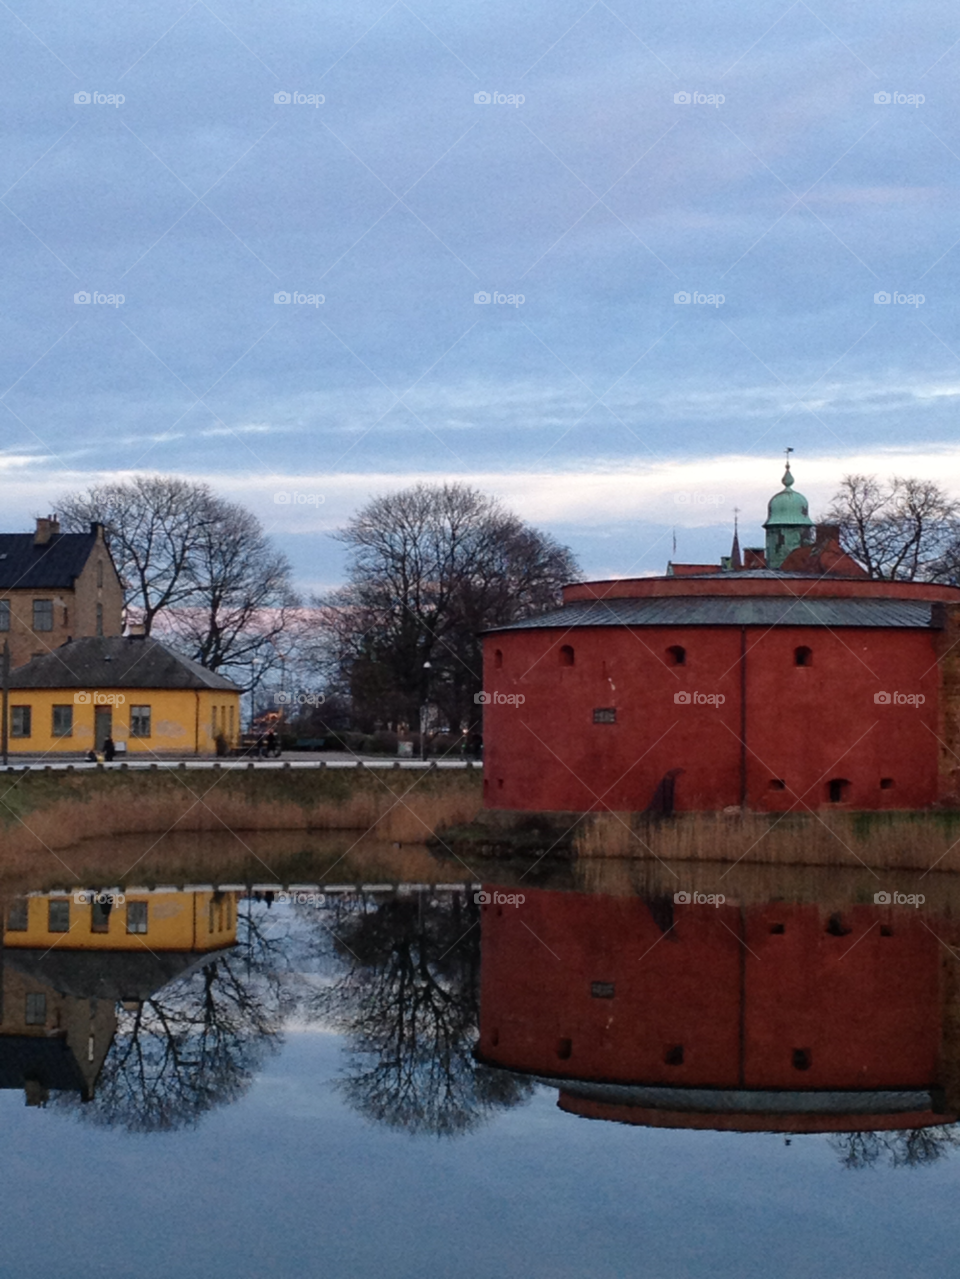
3, 873, 960, 1166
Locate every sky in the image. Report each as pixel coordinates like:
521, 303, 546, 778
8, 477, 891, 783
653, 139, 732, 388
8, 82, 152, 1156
2, 0, 960, 592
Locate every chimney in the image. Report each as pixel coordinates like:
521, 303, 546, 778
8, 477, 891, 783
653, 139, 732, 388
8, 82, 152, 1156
126, 623, 147, 639
34, 515, 60, 545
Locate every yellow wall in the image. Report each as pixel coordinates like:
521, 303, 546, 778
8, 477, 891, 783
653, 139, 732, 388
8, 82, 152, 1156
6, 686, 240, 755
4, 890, 240, 951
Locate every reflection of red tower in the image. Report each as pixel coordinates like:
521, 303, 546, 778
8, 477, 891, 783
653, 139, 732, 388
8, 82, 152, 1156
475, 888, 955, 1132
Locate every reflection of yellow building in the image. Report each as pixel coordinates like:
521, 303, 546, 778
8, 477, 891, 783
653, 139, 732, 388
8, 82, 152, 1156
7, 635, 241, 756
4, 889, 239, 951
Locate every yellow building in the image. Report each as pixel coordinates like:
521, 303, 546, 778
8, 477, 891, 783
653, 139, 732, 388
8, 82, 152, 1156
4, 888, 240, 951
6, 634, 241, 756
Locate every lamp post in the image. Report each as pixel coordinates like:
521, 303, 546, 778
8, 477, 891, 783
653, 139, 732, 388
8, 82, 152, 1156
419, 661, 432, 760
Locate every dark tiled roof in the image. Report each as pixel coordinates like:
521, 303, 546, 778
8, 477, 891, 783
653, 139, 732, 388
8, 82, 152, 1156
0, 1035, 88, 1094
8, 636, 241, 691
0, 531, 103, 590
489, 596, 937, 632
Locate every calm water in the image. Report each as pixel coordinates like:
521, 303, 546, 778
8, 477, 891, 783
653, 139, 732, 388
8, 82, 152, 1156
2, 868, 959, 1278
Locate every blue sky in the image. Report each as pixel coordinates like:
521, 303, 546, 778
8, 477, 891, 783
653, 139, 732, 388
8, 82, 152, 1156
2, 0, 960, 590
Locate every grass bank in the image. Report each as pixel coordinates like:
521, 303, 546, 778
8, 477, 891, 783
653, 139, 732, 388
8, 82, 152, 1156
0, 764, 483, 861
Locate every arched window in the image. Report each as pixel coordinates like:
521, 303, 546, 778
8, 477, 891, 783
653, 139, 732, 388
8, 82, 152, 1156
667, 645, 686, 666
794, 646, 812, 667
494, 648, 503, 669
559, 645, 575, 667
827, 777, 850, 803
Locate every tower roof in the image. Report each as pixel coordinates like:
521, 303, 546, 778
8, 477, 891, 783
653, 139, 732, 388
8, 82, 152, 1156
763, 460, 813, 530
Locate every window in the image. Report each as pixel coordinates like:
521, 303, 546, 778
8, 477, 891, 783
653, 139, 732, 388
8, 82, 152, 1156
880, 777, 894, 790
828, 777, 850, 803
664, 1045, 685, 1066
52, 705, 73, 737
32, 599, 53, 631
97, 560, 104, 588
667, 645, 686, 666
126, 901, 148, 934
591, 982, 615, 999
0, 600, 8, 631
494, 648, 503, 669
7, 900, 28, 931
769, 778, 786, 790
130, 706, 151, 738
48, 899, 70, 932
229, 705, 235, 739
25, 992, 47, 1026
212, 706, 218, 738
559, 645, 575, 666
11, 706, 31, 738
91, 897, 113, 933
96, 603, 103, 637
792, 1048, 812, 1071
794, 646, 812, 667
593, 708, 617, 724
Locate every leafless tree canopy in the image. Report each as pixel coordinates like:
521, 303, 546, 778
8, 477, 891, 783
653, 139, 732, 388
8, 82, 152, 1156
315, 482, 579, 733
824, 474, 960, 581
58, 475, 298, 681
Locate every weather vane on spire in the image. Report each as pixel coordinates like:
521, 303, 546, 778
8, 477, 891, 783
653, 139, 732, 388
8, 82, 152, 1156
782, 447, 795, 487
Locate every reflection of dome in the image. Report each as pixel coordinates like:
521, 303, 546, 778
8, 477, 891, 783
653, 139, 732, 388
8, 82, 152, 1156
474, 886, 958, 1134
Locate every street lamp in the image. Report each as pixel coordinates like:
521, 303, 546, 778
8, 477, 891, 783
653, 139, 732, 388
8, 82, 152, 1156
419, 661, 432, 760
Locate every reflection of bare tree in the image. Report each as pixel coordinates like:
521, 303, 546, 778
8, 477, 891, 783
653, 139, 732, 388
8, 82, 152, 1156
306, 893, 533, 1136
53, 907, 291, 1132
829, 1126, 960, 1169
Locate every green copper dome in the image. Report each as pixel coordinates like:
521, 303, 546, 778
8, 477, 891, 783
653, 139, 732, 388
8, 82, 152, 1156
763, 464, 814, 530
763, 461, 814, 569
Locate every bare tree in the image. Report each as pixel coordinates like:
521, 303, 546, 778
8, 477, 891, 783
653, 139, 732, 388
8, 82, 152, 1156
823, 474, 960, 581
59, 476, 300, 682
829, 1125, 960, 1169
315, 483, 578, 734
58, 475, 212, 632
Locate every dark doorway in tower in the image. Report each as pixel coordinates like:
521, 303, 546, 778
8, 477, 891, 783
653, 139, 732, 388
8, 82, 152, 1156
827, 777, 850, 803
646, 768, 684, 815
